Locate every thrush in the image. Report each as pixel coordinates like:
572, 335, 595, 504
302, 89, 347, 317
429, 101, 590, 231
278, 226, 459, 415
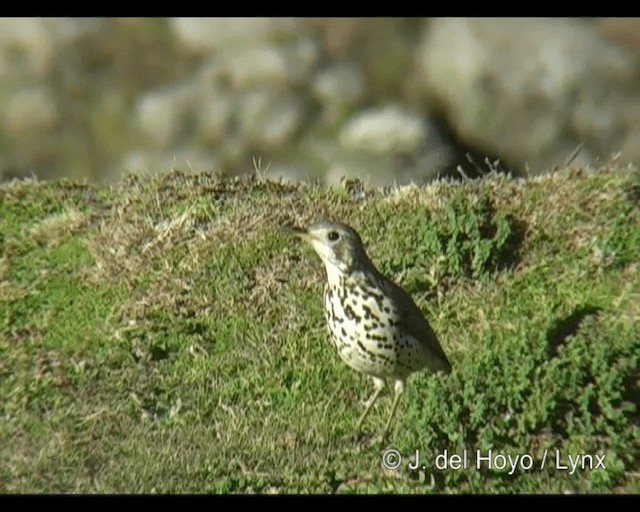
288, 220, 451, 440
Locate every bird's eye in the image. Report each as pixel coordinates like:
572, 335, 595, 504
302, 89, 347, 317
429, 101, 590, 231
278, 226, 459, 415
327, 231, 340, 242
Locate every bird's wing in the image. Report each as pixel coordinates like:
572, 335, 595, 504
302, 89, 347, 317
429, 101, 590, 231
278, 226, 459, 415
385, 279, 452, 374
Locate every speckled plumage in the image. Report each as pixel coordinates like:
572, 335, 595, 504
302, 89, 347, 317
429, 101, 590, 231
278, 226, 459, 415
289, 220, 451, 440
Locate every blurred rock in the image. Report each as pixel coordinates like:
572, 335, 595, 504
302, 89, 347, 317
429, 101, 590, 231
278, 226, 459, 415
333, 104, 453, 184
195, 87, 233, 146
171, 18, 297, 52
0, 18, 54, 79
418, 18, 640, 173
220, 39, 318, 89
136, 84, 197, 148
1, 18, 639, 185
598, 18, 640, 56
313, 62, 365, 125
340, 104, 426, 155
6, 86, 58, 134
236, 90, 305, 148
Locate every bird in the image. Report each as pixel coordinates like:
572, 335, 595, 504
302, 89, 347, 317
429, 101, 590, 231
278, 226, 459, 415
287, 219, 451, 440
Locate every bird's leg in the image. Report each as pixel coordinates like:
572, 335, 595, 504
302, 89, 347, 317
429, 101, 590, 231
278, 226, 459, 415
355, 377, 385, 433
380, 379, 405, 441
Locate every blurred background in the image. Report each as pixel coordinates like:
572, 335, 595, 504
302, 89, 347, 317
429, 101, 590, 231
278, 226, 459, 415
0, 17, 638, 185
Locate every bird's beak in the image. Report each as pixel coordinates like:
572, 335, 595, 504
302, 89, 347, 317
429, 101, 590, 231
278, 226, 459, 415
282, 225, 309, 239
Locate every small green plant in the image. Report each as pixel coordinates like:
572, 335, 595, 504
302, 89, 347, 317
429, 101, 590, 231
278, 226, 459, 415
428, 190, 522, 280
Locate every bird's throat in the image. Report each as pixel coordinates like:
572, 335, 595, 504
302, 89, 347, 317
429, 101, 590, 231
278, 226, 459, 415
323, 260, 347, 288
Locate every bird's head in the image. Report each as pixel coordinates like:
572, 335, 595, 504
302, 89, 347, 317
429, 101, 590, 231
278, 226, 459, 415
287, 220, 371, 278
